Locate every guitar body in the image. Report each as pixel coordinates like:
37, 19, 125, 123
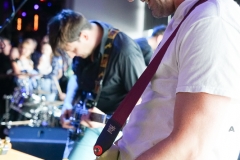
68, 102, 87, 140
68, 97, 108, 141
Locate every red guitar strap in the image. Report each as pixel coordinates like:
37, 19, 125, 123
94, 0, 207, 156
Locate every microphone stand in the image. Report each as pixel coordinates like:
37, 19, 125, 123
0, 0, 28, 34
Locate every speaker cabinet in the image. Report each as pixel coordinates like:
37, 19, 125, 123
9, 126, 68, 160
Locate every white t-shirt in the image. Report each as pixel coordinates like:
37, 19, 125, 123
17, 58, 33, 73
118, 0, 240, 159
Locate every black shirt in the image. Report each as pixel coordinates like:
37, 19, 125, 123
135, 38, 153, 66
31, 51, 42, 69
0, 53, 15, 95
72, 21, 146, 115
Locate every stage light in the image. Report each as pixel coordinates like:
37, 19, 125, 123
47, 2, 52, 7
3, 1, 9, 9
34, 14, 39, 31
17, 18, 22, 31
34, 4, 39, 10
22, 12, 27, 17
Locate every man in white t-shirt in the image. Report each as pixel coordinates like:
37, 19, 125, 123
118, 0, 240, 159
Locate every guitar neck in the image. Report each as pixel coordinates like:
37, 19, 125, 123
68, 110, 109, 141
89, 112, 108, 124
72, 103, 109, 124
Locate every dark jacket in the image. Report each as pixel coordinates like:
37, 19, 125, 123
72, 21, 146, 114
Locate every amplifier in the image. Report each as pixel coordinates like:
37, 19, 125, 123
9, 126, 68, 160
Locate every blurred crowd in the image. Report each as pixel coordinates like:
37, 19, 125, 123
0, 24, 166, 123
0, 35, 73, 120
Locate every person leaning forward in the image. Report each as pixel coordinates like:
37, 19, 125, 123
116, 0, 240, 160
47, 9, 146, 160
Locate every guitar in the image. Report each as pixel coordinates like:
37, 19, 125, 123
68, 98, 110, 140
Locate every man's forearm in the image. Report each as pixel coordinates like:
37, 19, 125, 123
62, 75, 78, 113
135, 135, 198, 160
136, 136, 179, 160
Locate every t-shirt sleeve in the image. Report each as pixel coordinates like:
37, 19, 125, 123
176, 17, 240, 99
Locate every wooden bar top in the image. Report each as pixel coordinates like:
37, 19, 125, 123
0, 149, 44, 160
0, 139, 43, 160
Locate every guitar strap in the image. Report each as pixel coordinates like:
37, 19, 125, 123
88, 28, 119, 123
94, 28, 119, 104
94, 0, 208, 156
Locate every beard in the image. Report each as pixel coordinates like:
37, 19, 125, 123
150, 0, 175, 18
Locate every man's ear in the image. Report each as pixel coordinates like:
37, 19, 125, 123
79, 30, 89, 41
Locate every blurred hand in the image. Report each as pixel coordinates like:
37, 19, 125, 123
59, 92, 66, 101
81, 107, 106, 128
60, 109, 74, 129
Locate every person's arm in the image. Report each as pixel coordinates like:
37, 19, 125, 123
60, 75, 78, 128
57, 68, 63, 80
137, 16, 240, 159
57, 57, 63, 79
136, 92, 231, 160
10, 59, 28, 79
42, 57, 60, 79
11, 59, 21, 75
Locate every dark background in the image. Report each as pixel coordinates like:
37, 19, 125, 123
0, 0, 240, 48
0, 0, 66, 47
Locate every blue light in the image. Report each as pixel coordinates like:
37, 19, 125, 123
47, 2, 52, 7
22, 12, 27, 17
3, 1, 9, 9
34, 4, 39, 10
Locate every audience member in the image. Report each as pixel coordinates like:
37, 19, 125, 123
135, 24, 166, 65
11, 39, 38, 94
27, 38, 41, 70
0, 37, 15, 119
36, 42, 63, 101
9, 47, 20, 61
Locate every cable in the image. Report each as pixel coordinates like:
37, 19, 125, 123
11, 0, 16, 14
0, 0, 28, 34
0, 0, 28, 50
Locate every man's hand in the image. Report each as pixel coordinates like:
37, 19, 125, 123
60, 109, 74, 129
59, 92, 66, 101
81, 107, 106, 128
